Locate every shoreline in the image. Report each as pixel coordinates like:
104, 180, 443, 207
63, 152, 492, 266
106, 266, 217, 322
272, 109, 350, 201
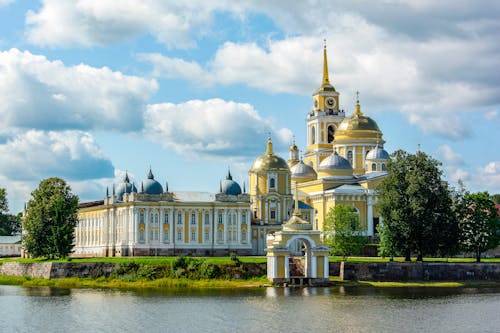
1, 274, 499, 291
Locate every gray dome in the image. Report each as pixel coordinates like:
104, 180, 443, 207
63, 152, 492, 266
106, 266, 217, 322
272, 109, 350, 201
366, 145, 389, 160
318, 151, 353, 171
220, 170, 242, 195
290, 160, 317, 180
142, 169, 163, 195
116, 173, 137, 200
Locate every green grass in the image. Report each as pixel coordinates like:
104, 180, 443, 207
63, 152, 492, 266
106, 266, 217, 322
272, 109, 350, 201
0, 275, 270, 290
0, 256, 268, 264
329, 256, 500, 263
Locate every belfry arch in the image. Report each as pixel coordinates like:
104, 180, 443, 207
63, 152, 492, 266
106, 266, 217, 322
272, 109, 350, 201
266, 188, 330, 285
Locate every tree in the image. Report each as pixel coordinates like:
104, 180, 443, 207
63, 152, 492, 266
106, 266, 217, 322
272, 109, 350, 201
491, 194, 500, 205
458, 192, 500, 262
377, 150, 459, 261
0, 188, 21, 236
23, 178, 79, 259
324, 205, 366, 259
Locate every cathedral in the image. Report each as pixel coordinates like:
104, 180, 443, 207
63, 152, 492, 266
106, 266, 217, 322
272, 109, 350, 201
74, 43, 389, 257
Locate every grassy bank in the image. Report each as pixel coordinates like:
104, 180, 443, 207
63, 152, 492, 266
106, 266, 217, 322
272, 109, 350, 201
0, 256, 268, 264
2, 274, 498, 290
328, 277, 500, 288
0, 275, 269, 290
328, 256, 500, 263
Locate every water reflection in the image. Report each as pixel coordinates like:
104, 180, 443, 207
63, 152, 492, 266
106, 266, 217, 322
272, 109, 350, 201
1, 285, 499, 333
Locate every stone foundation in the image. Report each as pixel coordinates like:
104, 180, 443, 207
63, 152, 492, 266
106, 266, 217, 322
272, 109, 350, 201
340, 262, 500, 281
0, 262, 116, 279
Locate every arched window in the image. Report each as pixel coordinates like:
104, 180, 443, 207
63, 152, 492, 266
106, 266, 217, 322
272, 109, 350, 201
311, 126, 316, 144
381, 163, 386, 171
327, 125, 335, 143
270, 178, 276, 189
347, 150, 353, 164
372, 163, 377, 171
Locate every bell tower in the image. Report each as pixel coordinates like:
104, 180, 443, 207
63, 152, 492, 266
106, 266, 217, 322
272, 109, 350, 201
304, 40, 346, 170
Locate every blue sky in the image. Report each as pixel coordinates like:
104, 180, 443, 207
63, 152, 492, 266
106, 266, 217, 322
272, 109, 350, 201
0, 0, 499, 213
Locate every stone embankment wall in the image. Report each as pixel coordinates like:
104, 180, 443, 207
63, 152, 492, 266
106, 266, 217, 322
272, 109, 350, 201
1, 261, 499, 281
340, 262, 500, 281
0, 262, 116, 279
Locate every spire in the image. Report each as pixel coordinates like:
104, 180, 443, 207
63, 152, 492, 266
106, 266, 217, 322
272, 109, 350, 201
322, 39, 330, 86
219, 181, 222, 193
140, 182, 144, 193
106, 186, 109, 197
147, 167, 154, 179
354, 91, 363, 116
165, 181, 169, 192
266, 133, 274, 155
112, 183, 115, 196
243, 181, 246, 193
124, 171, 130, 183
226, 167, 232, 180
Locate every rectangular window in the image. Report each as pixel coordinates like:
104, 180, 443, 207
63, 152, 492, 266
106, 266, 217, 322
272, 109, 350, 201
204, 213, 210, 225
177, 212, 182, 225
218, 214, 223, 224
241, 231, 247, 242
270, 210, 276, 219
191, 230, 196, 241
191, 213, 196, 225
177, 231, 182, 241
242, 213, 246, 224
204, 231, 210, 242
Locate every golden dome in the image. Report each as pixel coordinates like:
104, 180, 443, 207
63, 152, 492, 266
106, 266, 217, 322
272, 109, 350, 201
251, 137, 289, 172
337, 94, 381, 132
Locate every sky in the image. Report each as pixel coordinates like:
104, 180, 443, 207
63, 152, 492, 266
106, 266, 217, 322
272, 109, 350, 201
0, 0, 499, 213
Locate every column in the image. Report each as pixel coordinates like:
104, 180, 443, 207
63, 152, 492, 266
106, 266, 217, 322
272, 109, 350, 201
311, 256, 317, 278
367, 196, 374, 236
169, 208, 174, 244
159, 208, 164, 244
284, 255, 289, 278
353, 146, 357, 169
144, 208, 149, 244
324, 256, 329, 278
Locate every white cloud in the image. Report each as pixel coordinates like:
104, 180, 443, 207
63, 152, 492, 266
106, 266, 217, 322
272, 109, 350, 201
436, 145, 464, 166
144, 98, 291, 158
0, 48, 157, 131
0, 130, 114, 181
0, 0, 14, 6
25, 0, 243, 48
484, 110, 498, 120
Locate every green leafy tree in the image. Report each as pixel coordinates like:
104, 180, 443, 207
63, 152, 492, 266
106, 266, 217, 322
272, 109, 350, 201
491, 194, 500, 205
378, 150, 459, 261
0, 188, 21, 236
377, 223, 397, 259
23, 178, 79, 259
324, 205, 366, 259
458, 192, 499, 262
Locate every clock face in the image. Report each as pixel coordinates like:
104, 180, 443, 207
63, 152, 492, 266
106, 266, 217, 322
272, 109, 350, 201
325, 97, 336, 109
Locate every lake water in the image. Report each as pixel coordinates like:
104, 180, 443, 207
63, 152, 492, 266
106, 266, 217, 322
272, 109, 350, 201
0, 285, 499, 333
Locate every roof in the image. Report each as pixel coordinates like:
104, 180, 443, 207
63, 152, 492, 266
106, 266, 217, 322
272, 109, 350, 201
78, 200, 104, 208
0, 235, 21, 244
292, 200, 313, 210
172, 192, 216, 202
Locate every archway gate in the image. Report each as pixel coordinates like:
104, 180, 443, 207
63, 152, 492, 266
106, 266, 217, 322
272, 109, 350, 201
266, 216, 330, 285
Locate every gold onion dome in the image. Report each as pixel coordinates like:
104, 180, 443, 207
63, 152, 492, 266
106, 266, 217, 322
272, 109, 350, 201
251, 137, 289, 172
337, 94, 381, 132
